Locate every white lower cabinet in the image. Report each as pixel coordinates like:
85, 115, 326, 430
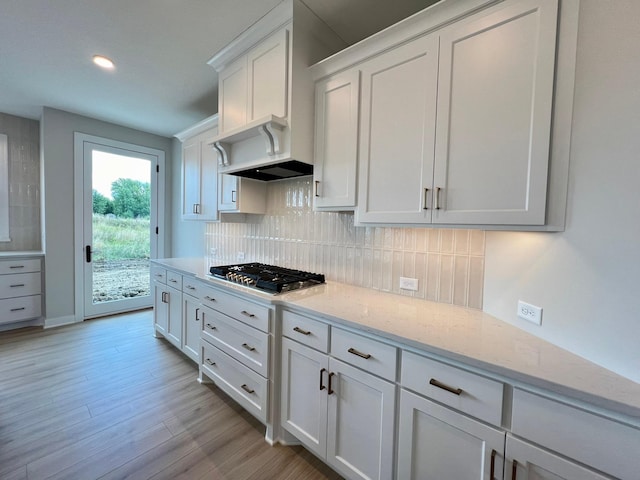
182, 293, 201, 362
155, 283, 182, 349
505, 435, 609, 480
0, 257, 43, 328
397, 389, 505, 480
281, 322, 396, 480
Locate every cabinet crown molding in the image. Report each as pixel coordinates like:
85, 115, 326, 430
174, 114, 219, 142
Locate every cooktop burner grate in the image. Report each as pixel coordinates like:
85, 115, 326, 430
209, 263, 325, 293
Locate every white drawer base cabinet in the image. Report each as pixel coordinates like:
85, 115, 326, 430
0, 256, 43, 330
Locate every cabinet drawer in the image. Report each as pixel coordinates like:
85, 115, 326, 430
0, 258, 41, 274
0, 295, 41, 324
201, 342, 268, 422
0, 272, 41, 299
401, 350, 503, 426
151, 266, 167, 284
201, 306, 270, 377
182, 277, 204, 298
199, 284, 270, 333
166, 270, 183, 289
331, 327, 397, 381
282, 310, 329, 352
512, 389, 640, 479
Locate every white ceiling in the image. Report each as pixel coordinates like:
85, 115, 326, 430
0, 0, 437, 137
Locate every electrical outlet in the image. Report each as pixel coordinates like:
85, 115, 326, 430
237, 252, 245, 261
399, 277, 419, 291
517, 300, 542, 326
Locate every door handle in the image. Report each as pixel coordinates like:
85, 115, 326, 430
85, 245, 92, 263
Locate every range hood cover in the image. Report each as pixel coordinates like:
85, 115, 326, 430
229, 160, 313, 181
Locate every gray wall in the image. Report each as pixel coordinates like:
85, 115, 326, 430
41, 107, 172, 324
484, 0, 640, 383
169, 137, 206, 258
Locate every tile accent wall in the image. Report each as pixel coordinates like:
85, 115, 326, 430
0, 113, 41, 252
206, 177, 485, 309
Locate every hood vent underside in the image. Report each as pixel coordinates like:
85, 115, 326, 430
229, 160, 313, 181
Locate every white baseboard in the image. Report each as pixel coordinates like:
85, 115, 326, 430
44, 315, 80, 329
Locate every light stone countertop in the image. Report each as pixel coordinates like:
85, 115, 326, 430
151, 257, 640, 421
0, 251, 44, 257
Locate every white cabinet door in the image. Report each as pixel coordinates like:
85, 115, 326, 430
153, 281, 168, 336
219, 56, 248, 133
280, 337, 329, 458
181, 139, 201, 219
198, 138, 218, 220
181, 128, 218, 221
433, 0, 558, 225
397, 389, 505, 480
357, 34, 439, 224
505, 435, 610, 480
183, 295, 201, 363
326, 358, 396, 480
247, 28, 288, 121
165, 285, 183, 349
218, 173, 239, 211
314, 70, 360, 210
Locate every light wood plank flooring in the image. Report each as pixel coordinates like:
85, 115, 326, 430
0, 310, 342, 480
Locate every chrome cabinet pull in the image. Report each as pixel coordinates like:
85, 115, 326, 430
231, 190, 237, 203
319, 368, 327, 391
490, 449, 496, 480
314, 180, 320, 197
241, 343, 256, 352
429, 378, 463, 395
195, 308, 200, 322
240, 310, 256, 318
9, 265, 25, 269
434, 187, 441, 210
328, 372, 335, 395
161, 292, 168, 303
348, 347, 371, 360
293, 326, 311, 336
241, 384, 255, 394
423, 187, 430, 210
10, 307, 26, 312
10, 284, 25, 288
204, 295, 216, 302
205, 358, 216, 366
511, 460, 518, 480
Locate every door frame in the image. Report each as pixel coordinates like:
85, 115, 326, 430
73, 133, 166, 321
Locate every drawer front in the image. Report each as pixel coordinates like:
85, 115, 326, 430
201, 306, 270, 377
512, 389, 640, 480
282, 310, 329, 352
0, 258, 41, 275
331, 327, 397, 381
0, 272, 41, 299
199, 284, 270, 333
151, 266, 167, 284
166, 270, 183, 290
0, 295, 42, 324
401, 350, 503, 426
201, 341, 268, 422
182, 277, 204, 298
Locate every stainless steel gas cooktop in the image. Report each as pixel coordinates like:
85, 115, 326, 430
209, 263, 325, 294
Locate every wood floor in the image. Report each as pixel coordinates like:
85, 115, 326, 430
0, 310, 342, 480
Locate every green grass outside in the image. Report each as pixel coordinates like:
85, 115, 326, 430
92, 214, 150, 262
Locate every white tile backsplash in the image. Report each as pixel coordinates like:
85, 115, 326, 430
206, 177, 485, 308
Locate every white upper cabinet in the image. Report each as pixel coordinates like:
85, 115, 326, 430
176, 116, 219, 221
313, 70, 360, 210
432, 0, 558, 225
357, 34, 439, 224
311, 0, 576, 230
219, 56, 248, 133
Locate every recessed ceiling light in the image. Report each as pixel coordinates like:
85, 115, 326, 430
93, 55, 115, 69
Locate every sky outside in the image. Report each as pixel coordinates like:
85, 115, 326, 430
92, 150, 151, 199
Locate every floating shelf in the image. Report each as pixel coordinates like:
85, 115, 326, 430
208, 115, 288, 166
